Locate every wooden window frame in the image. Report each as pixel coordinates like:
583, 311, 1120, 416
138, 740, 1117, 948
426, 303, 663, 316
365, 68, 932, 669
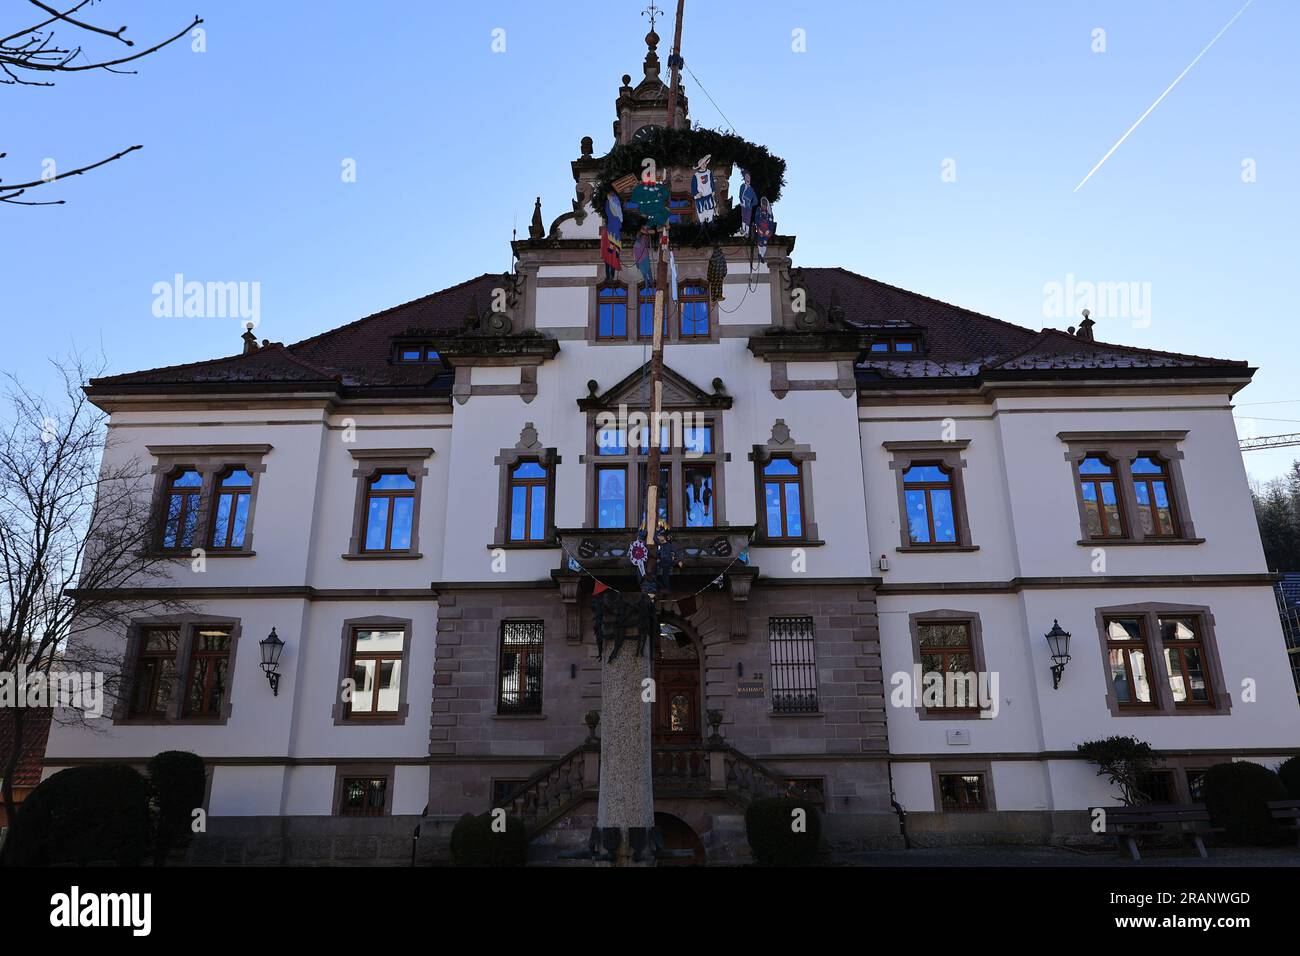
344, 448, 432, 559
158, 467, 203, 551
1059, 432, 1200, 546
901, 460, 960, 546
1131, 454, 1181, 538
884, 440, 976, 552
361, 470, 416, 553
492, 425, 559, 548
677, 282, 710, 339
1094, 603, 1231, 717
749, 421, 820, 545
333, 764, 394, 817
207, 466, 255, 551
116, 616, 243, 725
497, 620, 545, 716
1077, 453, 1128, 539
596, 282, 629, 340
129, 626, 181, 718
758, 455, 805, 542
1102, 616, 1158, 711
507, 459, 550, 543
681, 460, 716, 528
332, 616, 413, 725
931, 760, 995, 811
908, 611, 990, 719
181, 625, 234, 718
1159, 615, 1215, 709
146, 445, 271, 557
586, 415, 725, 529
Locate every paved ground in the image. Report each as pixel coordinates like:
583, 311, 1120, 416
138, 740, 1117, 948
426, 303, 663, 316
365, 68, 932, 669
832, 845, 1300, 867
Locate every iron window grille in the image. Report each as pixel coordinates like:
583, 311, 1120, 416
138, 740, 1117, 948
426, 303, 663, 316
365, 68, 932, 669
769, 616, 819, 713
498, 620, 545, 715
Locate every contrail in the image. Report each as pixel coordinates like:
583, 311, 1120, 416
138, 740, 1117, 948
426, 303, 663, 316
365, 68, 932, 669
1074, 0, 1254, 192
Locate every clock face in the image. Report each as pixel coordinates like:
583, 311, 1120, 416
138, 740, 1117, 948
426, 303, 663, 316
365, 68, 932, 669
632, 124, 662, 141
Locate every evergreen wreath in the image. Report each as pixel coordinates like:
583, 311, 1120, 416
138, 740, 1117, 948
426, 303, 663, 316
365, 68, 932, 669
592, 126, 786, 247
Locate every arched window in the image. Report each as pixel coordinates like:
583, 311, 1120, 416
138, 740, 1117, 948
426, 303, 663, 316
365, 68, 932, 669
1131, 455, 1178, 536
363, 471, 416, 552
678, 282, 709, 337
902, 462, 958, 544
209, 467, 253, 549
761, 457, 804, 540
1078, 455, 1125, 538
597, 283, 627, 338
161, 468, 203, 549
508, 460, 549, 542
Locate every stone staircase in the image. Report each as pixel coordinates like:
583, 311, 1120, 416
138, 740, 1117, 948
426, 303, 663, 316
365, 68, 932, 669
491, 736, 812, 840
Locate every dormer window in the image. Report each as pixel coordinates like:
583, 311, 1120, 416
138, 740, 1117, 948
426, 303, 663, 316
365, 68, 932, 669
395, 346, 440, 363
869, 336, 921, 355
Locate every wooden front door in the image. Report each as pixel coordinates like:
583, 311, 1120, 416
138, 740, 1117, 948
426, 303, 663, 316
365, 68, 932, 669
653, 626, 701, 742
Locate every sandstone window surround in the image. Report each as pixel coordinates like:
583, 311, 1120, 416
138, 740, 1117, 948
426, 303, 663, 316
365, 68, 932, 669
931, 760, 996, 811
906, 610, 989, 721
585, 275, 721, 345
343, 448, 433, 559
584, 414, 727, 529
114, 614, 244, 725
146, 444, 272, 557
332, 615, 414, 726
1093, 602, 1231, 718
1058, 431, 1201, 546
497, 619, 545, 716
749, 420, 821, 546
333, 764, 394, 817
492, 424, 560, 548
884, 440, 977, 552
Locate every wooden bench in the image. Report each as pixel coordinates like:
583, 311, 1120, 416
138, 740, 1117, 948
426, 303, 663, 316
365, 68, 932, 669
1267, 799, 1300, 847
1098, 803, 1222, 861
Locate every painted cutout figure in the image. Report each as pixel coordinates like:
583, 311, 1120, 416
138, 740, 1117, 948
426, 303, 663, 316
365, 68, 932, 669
601, 193, 623, 281
690, 154, 716, 223
630, 168, 671, 230
754, 197, 774, 262
633, 229, 654, 286
737, 167, 758, 236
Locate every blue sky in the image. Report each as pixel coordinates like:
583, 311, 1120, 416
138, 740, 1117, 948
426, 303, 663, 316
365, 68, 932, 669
3, 0, 1297, 482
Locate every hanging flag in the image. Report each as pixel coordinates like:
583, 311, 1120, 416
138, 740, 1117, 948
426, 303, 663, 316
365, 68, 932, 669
600, 194, 623, 280
669, 250, 680, 300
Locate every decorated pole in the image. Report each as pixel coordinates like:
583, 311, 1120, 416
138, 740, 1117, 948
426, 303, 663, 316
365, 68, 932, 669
642, 0, 685, 577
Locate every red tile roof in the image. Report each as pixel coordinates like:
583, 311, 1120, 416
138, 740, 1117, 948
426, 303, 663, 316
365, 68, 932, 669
86, 267, 1248, 396
0, 708, 52, 790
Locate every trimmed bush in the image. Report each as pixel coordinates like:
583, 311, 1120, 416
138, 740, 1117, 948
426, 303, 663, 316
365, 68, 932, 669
2, 764, 151, 866
1202, 761, 1287, 846
744, 796, 822, 866
1277, 756, 1300, 800
147, 751, 206, 865
448, 812, 529, 867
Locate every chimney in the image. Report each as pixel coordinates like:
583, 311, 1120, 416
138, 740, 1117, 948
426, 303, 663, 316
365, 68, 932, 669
241, 323, 259, 354
1076, 309, 1095, 342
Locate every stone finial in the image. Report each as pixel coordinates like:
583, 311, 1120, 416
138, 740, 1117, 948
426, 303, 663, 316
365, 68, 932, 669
529, 197, 545, 239
1077, 309, 1095, 342
516, 422, 542, 451
642, 29, 661, 83
580, 136, 594, 158
711, 377, 726, 396
241, 322, 259, 354
587, 379, 599, 397
770, 419, 793, 446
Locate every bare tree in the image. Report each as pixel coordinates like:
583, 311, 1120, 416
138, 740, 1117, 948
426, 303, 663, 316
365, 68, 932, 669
0, 355, 188, 825
1, 1, 202, 205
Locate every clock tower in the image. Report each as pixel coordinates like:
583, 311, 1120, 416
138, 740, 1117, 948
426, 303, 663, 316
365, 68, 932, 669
612, 27, 689, 146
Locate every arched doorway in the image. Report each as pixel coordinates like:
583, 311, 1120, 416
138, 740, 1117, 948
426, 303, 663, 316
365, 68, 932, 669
652, 620, 702, 742
654, 812, 706, 866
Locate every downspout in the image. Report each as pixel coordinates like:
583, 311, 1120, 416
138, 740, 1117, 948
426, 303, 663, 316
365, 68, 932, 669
887, 761, 911, 849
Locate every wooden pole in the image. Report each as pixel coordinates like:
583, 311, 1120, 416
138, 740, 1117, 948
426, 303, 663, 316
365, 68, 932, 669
643, 0, 685, 579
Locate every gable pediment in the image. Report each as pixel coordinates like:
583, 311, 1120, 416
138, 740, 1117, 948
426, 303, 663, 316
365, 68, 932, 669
577, 362, 731, 411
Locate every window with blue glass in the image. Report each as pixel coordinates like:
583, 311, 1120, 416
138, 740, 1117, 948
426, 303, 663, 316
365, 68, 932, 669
1078, 454, 1125, 539
508, 460, 549, 542
161, 468, 203, 549
638, 286, 665, 339
761, 457, 804, 540
210, 467, 253, 549
597, 283, 628, 339
363, 471, 416, 552
679, 283, 709, 338
596, 465, 628, 529
903, 462, 957, 544
1130, 455, 1178, 537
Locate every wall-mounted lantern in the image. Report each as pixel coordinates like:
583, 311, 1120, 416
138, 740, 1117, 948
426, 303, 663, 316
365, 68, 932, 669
878, 554, 890, 572
1045, 619, 1071, 689
260, 627, 285, 696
